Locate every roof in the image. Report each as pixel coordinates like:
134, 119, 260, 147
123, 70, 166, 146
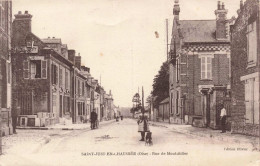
42, 38, 62, 44
179, 20, 219, 43
160, 97, 169, 104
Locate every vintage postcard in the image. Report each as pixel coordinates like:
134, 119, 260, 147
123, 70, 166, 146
0, 0, 260, 165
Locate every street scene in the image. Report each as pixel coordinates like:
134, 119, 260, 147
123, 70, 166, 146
0, 0, 260, 165
1, 119, 259, 166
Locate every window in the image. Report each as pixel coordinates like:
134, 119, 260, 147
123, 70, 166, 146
78, 79, 80, 96
59, 67, 63, 87
65, 71, 68, 89
30, 60, 41, 79
171, 92, 173, 114
23, 61, 29, 79
176, 91, 179, 114
7, 62, 10, 84
201, 56, 212, 80
25, 60, 47, 79
176, 58, 180, 82
0, 1, 5, 30
245, 78, 259, 124
51, 64, 58, 84
247, 21, 257, 66
87, 86, 90, 98
82, 82, 84, 96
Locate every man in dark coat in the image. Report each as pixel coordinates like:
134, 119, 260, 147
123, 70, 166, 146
11, 101, 21, 134
90, 109, 97, 129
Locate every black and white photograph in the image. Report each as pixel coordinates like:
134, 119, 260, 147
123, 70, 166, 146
0, 0, 260, 165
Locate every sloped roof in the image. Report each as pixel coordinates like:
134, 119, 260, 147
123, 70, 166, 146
42, 38, 62, 44
160, 97, 169, 104
179, 20, 219, 43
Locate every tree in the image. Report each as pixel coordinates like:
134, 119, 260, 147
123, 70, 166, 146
151, 61, 169, 109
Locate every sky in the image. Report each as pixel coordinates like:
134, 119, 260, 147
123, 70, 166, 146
12, 0, 240, 107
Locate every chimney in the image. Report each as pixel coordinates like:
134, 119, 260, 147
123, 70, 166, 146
12, 11, 33, 46
218, 1, 221, 10
68, 49, 76, 63
74, 55, 81, 70
173, 0, 180, 21
240, 0, 243, 10
215, 1, 228, 40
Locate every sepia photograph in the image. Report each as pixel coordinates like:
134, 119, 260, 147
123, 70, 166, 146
0, 0, 260, 165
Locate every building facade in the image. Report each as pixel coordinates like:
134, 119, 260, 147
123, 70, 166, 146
0, 0, 12, 135
169, 1, 232, 129
231, 0, 259, 136
12, 11, 74, 126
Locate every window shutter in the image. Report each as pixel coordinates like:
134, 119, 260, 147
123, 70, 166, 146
245, 79, 252, 123
23, 60, 29, 79
41, 60, 47, 79
55, 65, 58, 85
59, 68, 62, 87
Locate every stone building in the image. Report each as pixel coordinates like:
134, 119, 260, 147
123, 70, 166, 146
0, 0, 12, 135
169, 0, 232, 129
231, 0, 259, 136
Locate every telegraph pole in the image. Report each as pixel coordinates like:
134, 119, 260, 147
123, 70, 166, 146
0, 108, 2, 155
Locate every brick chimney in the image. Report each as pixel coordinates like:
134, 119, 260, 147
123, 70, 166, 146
12, 11, 33, 46
74, 54, 81, 70
173, 0, 180, 21
68, 49, 75, 64
215, 1, 228, 40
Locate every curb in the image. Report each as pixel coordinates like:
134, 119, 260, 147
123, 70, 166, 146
17, 120, 116, 131
149, 121, 258, 146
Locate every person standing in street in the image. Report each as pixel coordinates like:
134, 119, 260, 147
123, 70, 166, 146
90, 109, 96, 129
220, 104, 227, 133
137, 115, 150, 141
11, 101, 21, 134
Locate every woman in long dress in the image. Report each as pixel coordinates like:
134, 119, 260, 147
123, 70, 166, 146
137, 115, 150, 141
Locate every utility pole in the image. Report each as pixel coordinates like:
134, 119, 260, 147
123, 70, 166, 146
0, 108, 2, 155
142, 86, 144, 116
166, 18, 171, 124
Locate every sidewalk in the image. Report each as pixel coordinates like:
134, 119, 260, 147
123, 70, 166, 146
17, 119, 115, 130
1, 120, 116, 155
150, 121, 259, 150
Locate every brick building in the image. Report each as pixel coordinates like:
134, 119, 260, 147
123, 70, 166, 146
11, 11, 74, 126
0, 0, 12, 135
231, 0, 259, 136
169, 0, 232, 129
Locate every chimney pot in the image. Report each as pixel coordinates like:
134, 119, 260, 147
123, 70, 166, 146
53, 37, 55, 38
222, 2, 225, 9
240, 0, 243, 10
18, 11, 22, 14
218, 1, 221, 10
25, 11, 28, 14
48, 37, 50, 38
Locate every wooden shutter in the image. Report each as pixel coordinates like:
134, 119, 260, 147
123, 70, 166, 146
55, 65, 58, 85
41, 60, 47, 79
23, 60, 29, 79
245, 79, 253, 123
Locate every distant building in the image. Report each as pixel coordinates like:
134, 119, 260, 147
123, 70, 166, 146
169, 1, 232, 129
230, 0, 259, 136
0, 0, 12, 135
